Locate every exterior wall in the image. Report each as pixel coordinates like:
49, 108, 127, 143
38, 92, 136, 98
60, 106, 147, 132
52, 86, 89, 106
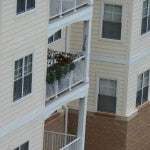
0, 0, 48, 148
68, 0, 132, 116
126, 0, 150, 116
0, 118, 44, 150
68, 106, 150, 150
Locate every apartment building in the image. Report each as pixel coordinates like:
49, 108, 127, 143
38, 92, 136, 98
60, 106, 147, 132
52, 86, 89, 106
0, 0, 93, 150
50, 0, 150, 150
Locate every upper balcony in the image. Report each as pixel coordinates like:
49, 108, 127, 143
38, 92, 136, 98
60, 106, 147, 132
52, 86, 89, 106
49, 0, 91, 20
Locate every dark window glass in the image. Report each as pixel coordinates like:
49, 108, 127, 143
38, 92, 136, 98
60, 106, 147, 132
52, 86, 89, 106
48, 36, 53, 44
21, 142, 29, 150
102, 21, 121, 40
143, 86, 149, 103
136, 89, 142, 107
27, 0, 35, 10
54, 30, 61, 41
97, 94, 116, 113
14, 148, 19, 150
13, 79, 22, 101
17, 0, 25, 14
141, 17, 148, 34
23, 74, 32, 96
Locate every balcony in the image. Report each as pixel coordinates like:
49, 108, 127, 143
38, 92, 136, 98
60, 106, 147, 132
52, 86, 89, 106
44, 131, 80, 150
49, 0, 91, 20
46, 49, 85, 102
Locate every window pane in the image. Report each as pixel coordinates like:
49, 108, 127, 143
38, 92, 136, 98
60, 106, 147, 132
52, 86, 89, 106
54, 30, 61, 41
104, 12, 112, 21
136, 90, 142, 107
27, 0, 35, 10
114, 5, 122, 13
141, 17, 147, 34
143, 8, 148, 17
137, 74, 143, 90
21, 142, 29, 150
24, 64, 32, 75
14, 148, 19, 150
48, 36, 53, 44
109, 88, 116, 97
109, 80, 117, 88
13, 79, 22, 101
14, 68, 22, 80
102, 21, 121, 40
100, 87, 108, 95
104, 4, 113, 12
23, 74, 32, 96
17, 0, 25, 14
100, 79, 107, 87
15, 59, 23, 70
25, 54, 32, 65
143, 86, 149, 103
148, 15, 150, 31
97, 94, 116, 113
113, 13, 122, 22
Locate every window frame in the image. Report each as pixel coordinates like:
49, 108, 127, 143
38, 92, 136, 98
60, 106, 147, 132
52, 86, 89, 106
14, 141, 29, 150
141, 0, 150, 35
100, 2, 124, 43
96, 77, 118, 114
16, 0, 35, 15
48, 30, 62, 44
136, 70, 150, 107
13, 54, 33, 102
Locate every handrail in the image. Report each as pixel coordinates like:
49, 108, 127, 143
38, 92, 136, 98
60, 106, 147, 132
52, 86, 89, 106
60, 137, 80, 150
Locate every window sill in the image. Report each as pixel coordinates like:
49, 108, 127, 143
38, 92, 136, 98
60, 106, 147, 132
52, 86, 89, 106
95, 111, 116, 118
15, 9, 36, 19
11, 93, 32, 107
99, 37, 123, 44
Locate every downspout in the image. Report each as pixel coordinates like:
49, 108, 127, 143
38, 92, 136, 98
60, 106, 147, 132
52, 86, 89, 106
62, 105, 68, 134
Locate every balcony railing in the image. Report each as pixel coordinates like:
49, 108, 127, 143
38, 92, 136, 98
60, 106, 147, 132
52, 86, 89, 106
44, 131, 80, 150
49, 0, 91, 19
46, 49, 85, 100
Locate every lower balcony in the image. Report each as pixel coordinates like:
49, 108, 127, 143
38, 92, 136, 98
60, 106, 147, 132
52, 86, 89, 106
46, 49, 85, 103
44, 131, 80, 150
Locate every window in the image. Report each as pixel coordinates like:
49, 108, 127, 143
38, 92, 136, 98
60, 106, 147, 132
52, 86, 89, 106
48, 30, 61, 44
136, 70, 149, 107
14, 141, 29, 150
13, 54, 32, 102
97, 79, 117, 113
141, 0, 150, 34
102, 4, 122, 40
17, 0, 35, 15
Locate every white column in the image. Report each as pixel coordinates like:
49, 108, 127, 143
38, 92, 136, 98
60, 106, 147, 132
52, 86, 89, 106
83, 19, 92, 83
77, 97, 88, 150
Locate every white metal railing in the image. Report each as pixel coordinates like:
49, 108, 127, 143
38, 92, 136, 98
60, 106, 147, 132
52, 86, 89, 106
46, 55, 85, 99
49, 0, 91, 19
44, 131, 80, 150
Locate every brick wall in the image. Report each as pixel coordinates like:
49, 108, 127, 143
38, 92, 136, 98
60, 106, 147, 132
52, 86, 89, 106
45, 112, 65, 133
68, 104, 150, 150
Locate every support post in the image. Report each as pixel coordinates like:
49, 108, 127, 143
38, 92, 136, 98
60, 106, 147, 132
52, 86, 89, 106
77, 97, 88, 150
83, 19, 92, 83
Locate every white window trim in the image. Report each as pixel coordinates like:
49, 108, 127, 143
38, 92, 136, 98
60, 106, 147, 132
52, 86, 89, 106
99, 1, 125, 43
13, 54, 33, 103
15, 0, 36, 18
95, 76, 119, 114
136, 70, 150, 108
141, 0, 150, 35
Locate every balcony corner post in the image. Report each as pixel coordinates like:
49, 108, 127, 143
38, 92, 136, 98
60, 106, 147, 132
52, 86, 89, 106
77, 97, 88, 150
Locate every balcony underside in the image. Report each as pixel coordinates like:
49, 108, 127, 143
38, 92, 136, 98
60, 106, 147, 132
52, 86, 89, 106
48, 5, 92, 36
44, 82, 88, 119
